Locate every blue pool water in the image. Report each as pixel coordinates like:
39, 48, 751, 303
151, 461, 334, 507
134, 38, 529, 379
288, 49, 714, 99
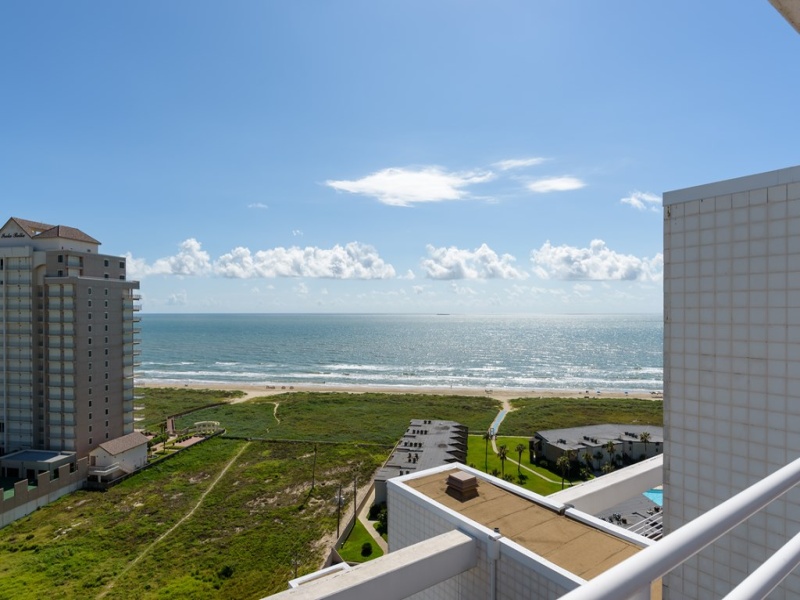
643, 488, 663, 506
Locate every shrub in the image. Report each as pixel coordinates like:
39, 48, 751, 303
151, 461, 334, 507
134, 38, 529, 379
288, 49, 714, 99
361, 542, 373, 557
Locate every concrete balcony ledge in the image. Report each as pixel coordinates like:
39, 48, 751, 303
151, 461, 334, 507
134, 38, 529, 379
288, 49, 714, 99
265, 530, 477, 600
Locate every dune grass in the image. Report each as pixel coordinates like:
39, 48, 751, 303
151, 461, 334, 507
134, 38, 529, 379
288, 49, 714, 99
500, 396, 663, 436
134, 387, 244, 430
175, 392, 501, 444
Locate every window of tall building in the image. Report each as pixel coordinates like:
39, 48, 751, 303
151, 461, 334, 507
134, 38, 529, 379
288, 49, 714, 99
88, 338, 92, 345
104, 289, 108, 295
88, 300, 92, 307
104, 312, 108, 320
88, 287, 92, 295
88, 313, 92, 320
57, 255, 63, 263
104, 300, 108, 307
119, 261, 124, 269
103, 259, 109, 267
104, 274, 109, 279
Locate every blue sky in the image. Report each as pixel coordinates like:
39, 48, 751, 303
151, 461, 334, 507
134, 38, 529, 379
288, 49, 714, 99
2, 2, 799, 314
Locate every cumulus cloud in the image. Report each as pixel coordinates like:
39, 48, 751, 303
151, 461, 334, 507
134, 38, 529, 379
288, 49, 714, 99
421, 243, 529, 280
248, 202, 268, 209
325, 167, 494, 207
214, 242, 396, 279
493, 157, 547, 171
125, 239, 212, 278
128, 240, 396, 280
527, 176, 585, 193
531, 240, 663, 282
621, 190, 661, 211
166, 290, 188, 305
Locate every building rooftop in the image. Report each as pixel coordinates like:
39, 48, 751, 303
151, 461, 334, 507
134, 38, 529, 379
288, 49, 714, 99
535, 424, 663, 453
406, 467, 643, 581
97, 431, 149, 456
376, 419, 466, 481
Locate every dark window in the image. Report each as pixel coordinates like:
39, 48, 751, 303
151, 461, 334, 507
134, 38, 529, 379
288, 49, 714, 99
57, 255, 63, 263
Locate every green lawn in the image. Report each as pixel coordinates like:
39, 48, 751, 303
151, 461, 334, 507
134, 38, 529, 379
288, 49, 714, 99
466, 435, 561, 496
337, 519, 384, 563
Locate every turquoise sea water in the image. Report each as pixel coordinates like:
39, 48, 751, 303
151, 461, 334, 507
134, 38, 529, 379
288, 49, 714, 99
138, 313, 663, 392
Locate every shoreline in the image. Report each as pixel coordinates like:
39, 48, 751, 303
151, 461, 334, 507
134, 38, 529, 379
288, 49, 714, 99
136, 380, 663, 402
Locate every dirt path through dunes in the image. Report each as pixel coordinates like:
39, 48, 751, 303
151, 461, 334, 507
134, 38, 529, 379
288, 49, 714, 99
96, 441, 251, 599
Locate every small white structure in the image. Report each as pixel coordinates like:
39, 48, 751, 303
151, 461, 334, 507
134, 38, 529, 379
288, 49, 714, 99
88, 431, 149, 482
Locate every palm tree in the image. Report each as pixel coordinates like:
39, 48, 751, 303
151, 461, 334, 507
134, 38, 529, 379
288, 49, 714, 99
515, 443, 526, 475
601, 463, 615, 475
556, 454, 571, 490
604, 440, 616, 467
482, 430, 493, 472
582, 450, 594, 471
498, 445, 508, 477
640, 431, 651, 458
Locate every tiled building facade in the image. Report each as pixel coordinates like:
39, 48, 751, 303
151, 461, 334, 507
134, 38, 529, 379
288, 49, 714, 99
663, 166, 800, 598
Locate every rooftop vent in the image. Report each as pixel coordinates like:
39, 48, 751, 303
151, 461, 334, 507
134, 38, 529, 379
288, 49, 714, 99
446, 471, 479, 502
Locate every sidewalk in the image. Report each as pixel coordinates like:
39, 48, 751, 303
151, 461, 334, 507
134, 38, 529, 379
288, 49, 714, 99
356, 487, 388, 553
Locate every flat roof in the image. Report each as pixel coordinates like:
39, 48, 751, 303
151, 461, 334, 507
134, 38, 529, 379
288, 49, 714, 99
663, 164, 800, 206
406, 468, 642, 580
2, 450, 73, 464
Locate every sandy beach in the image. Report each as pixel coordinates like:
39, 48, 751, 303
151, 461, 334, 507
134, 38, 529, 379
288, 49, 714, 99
137, 381, 663, 403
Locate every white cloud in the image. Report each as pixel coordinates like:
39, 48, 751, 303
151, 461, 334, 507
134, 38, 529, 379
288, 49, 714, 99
493, 157, 547, 171
412, 285, 425, 295
531, 240, 663, 282
128, 240, 395, 280
125, 239, 212, 278
450, 282, 477, 296
166, 290, 188, 305
421, 243, 529, 280
292, 229, 303, 236
248, 202, 268, 209
326, 166, 494, 207
527, 176, 586, 193
621, 190, 661, 211
214, 242, 396, 279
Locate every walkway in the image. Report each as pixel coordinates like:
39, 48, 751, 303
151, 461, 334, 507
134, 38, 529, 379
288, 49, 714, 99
487, 397, 570, 487
357, 488, 388, 553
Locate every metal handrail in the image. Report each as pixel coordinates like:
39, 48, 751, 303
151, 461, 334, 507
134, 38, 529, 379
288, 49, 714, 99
560, 455, 800, 600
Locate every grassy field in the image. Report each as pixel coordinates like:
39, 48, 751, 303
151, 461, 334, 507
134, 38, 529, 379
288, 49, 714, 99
500, 396, 663, 436
134, 387, 244, 431
175, 392, 501, 444
0, 390, 662, 599
0, 437, 388, 600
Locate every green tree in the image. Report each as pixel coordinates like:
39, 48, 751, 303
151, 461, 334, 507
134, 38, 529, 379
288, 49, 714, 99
556, 454, 571, 490
604, 440, 616, 467
482, 430, 493, 472
582, 451, 594, 471
515, 443, 526, 475
640, 431, 651, 458
498, 445, 508, 478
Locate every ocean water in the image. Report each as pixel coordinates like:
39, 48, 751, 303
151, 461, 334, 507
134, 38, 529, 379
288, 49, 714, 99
138, 313, 663, 392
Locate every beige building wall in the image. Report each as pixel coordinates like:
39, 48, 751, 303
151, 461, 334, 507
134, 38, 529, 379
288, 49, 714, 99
663, 166, 800, 598
1, 218, 139, 458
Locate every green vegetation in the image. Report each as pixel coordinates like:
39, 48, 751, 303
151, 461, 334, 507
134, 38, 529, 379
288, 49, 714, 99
466, 435, 561, 496
134, 387, 244, 430
0, 437, 387, 600
500, 397, 663, 436
175, 392, 500, 444
0, 389, 663, 599
337, 519, 384, 563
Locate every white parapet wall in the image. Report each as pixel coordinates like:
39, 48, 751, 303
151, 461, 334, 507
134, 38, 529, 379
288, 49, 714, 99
548, 455, 663, 515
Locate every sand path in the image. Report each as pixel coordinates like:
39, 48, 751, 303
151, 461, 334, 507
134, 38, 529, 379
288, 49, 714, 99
96, 441, 251, 599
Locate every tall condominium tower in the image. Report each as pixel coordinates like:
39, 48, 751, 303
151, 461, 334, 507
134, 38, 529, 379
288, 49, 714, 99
663, 166, 800, 598
0, 217, 140, 458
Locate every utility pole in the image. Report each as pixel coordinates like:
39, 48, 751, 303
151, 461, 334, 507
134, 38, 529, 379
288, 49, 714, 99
336, 484, 343, 538
311, 443, 317, 490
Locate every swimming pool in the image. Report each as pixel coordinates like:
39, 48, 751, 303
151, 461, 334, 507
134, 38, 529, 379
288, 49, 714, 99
643, 488, 663, 506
